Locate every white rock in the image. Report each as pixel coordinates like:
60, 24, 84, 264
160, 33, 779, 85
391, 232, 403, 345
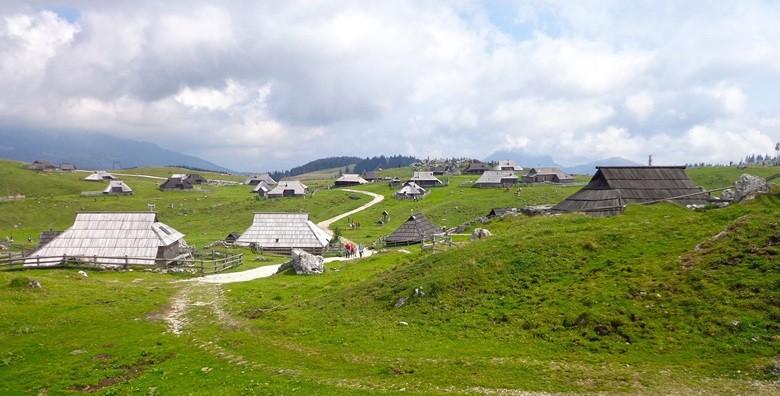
290, 249, 324, 275
78, 270, 88, 278
398, 321, 409, 326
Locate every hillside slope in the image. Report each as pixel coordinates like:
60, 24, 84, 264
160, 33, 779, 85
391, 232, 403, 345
224, 191, 780, 394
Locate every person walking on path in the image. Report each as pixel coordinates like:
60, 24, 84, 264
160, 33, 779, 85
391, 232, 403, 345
358, 244, 364, 258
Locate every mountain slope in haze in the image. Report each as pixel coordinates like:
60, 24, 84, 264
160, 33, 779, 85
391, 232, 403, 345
0, 128, 231, 172
563, 156, 641, 174
485, 149, 560, 167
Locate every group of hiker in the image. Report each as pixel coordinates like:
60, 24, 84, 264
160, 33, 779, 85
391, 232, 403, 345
343, 242, 364, 258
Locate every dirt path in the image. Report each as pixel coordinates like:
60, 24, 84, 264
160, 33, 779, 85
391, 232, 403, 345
317, 188, 384, 235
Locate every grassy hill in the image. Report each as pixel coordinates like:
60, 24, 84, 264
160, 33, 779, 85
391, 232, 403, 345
0, 160, 370, 248
0, 161, 778, 394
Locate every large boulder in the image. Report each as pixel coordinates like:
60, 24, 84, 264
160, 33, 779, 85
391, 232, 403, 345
734, 174, 769, 202
290, 248, 324, 275
471, 228, 492, 240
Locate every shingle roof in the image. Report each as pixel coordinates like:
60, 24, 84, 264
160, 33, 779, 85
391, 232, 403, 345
84, 171, 115, 181
526, 167, 573, 180
475, 170, 518, 185
160, 177, 193, 190
396, 182, 426, 196
409, 171, 442, 183
245, 174, 276, 185
103, 180, 133, 194
28, 212, 184, 265
335, 174, 368, 184
464, 161, 490, 173
552, 166, 709, 216
235, 213, 330, 250
252, 180, 272, 193
268, 180, 308, 196
385, 214, 441, 245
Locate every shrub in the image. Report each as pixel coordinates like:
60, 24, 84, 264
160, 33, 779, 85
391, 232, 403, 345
7, 277, 31, 288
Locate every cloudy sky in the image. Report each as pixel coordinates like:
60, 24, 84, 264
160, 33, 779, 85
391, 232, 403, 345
1, 1, 779, 171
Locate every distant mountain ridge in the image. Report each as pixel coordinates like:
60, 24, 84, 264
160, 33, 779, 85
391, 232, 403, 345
485, 148, 639, 175
0, 127, 232, 172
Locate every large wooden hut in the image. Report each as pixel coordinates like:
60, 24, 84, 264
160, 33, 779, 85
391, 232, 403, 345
463, 161, 490, 174
552, 166, 709, 216
235, 213, 331, 254
267, 180, 308, 198
384, 213, 441, 246
334, 174, 368, 186
408, 171, 443, 188
523, 167, 575, 183
84, 171, 115, 181
159, 177, 194, 190
474, 170, 518, 188
26, 212, 186, 266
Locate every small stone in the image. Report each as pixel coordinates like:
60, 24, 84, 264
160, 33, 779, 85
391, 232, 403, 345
28, 280, 42, 288
394, 297, 408, 308
70, 349, 86, 355
398, 321, 409, 326
78, 270, 88, 278
201, 367, 212, 373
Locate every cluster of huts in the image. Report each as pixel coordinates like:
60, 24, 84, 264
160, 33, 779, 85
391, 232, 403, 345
83, 171, 133, 195
28, 160, 76, 172
159, 173, 206, 190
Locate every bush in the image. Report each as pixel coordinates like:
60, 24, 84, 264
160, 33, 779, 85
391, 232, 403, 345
7, 277, 31, 288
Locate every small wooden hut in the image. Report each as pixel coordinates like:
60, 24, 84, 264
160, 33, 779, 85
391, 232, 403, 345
523, 167, 574, 183
335, 174, 368, 186
474, 171, 518, 188
408, 172, 443, 188
103, 180, 133, 195
267, 180, 308, 198
384, 214, 441, 246
159, 177, 194, 190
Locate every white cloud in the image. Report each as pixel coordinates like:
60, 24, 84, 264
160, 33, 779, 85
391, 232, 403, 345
0, 1, 778, 170
624, 93, 654, 121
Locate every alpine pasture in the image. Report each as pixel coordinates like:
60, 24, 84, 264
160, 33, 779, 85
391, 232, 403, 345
1, 159, 779, 395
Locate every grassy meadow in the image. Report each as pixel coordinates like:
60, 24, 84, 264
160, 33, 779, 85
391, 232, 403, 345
0, 160, 778, 395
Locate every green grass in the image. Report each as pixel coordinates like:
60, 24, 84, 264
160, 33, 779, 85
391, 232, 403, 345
0, 160, 778, 394
0, 160, 371, 249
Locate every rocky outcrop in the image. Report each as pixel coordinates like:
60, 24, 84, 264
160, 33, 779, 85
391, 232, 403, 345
471, 228, 492, 240
278, 249, 324, 275
734, 174, 769, 202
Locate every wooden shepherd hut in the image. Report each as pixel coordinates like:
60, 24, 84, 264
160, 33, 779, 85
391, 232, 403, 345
360, 171, 379, 182
235, 213, 331, 254
384, 213, 441, 246
523, 167, 575, 183
267, 180, 308, 198
244, 174, 276, 186
84, 171, 116, 181
552, 166, 709, 216
474, 170, 518, 188
408, 171, 443, 188
103, 180, 133, 195
159, 177, 194, 190
463, 161, 490, 174
26, 212, 186, 266
335, 174, 368, 186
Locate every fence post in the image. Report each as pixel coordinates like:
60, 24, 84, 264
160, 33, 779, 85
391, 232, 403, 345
93, 255, 97, 267
36, 256, 40, 268
124, 255, 129, 270
63, 254, 67, 266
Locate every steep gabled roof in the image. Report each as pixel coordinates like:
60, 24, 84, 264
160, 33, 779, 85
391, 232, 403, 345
252, 180, 272, 193
245, 174, 276, 185
396, 181, 426, 196
495, 160, 523, 171
360, 171, 379, 180
235, 213, 330, 250
552, 166, 708, 215
159, 177, 193, 190
475, 170, 517, 185
103, 180, 133, 194
84, 171, 115, 181
28, 212, 184, 265
336, 174, 368, 184
526, 167, 573, 180
385, 214, 441, 245
268, 180, 308, 196
409, 171, 442, 184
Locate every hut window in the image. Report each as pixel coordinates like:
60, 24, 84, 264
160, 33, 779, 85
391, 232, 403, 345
159, 226, 171, 235
275, 238, 279, 243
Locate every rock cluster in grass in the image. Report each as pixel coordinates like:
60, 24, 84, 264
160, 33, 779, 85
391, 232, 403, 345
277, 249, 324, 275
734, 174, 769, 201
471, 228, 492, 240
